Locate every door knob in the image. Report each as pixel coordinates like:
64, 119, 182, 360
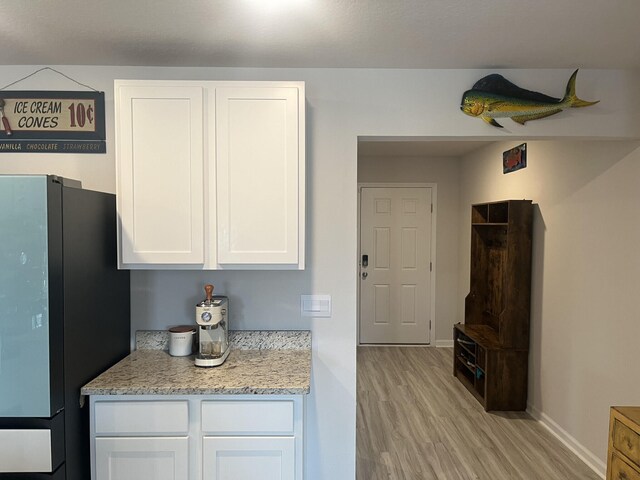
362, 272, 368, 279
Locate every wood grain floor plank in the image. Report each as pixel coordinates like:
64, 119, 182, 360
357, 346, 601, 480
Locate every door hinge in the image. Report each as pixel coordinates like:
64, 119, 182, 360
429, 320, 432, 330
431, 203, 433, 213
430, 262, 432, 272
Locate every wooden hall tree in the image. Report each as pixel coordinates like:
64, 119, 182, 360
453, 200, 533, 411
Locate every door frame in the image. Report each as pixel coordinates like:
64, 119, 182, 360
357, 182, 437, 346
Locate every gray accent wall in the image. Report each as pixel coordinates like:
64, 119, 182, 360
0, 65, 637, 479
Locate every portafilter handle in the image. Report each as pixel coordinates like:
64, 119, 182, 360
204, 284, 214, 303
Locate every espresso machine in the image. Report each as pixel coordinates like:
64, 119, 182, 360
195, 284, 230, 367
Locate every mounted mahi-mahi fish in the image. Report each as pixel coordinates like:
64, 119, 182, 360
460, 69, 599, 128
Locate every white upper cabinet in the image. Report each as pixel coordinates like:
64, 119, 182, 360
116, 85, 204, 266
115, 80, 305, 270
215, 86, 301, 266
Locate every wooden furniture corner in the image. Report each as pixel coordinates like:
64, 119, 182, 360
607, 406, 640, 480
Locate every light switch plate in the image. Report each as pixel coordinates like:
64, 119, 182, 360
300, 294, 331, 317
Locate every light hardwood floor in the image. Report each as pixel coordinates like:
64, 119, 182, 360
357, 346, 602, 480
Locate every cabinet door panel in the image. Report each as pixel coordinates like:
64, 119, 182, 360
117, 85, 204, 265
203, 436, 295, 480
215, 86, 300, 266
95, 437, 188, 480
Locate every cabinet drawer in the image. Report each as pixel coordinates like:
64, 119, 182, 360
610, 452, 640, 480
94, 401, 189, 435
613, 418, 640, 466
201, 400, 294, 435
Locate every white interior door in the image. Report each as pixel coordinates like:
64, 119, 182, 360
359, 187, 432, 344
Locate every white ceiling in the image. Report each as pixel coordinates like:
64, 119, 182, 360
1, 0, 639, 69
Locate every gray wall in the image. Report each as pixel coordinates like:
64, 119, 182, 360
459, 140, 640, 473
0, 65, 637, 479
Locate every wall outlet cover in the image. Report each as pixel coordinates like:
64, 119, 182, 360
300, 294, 331, 317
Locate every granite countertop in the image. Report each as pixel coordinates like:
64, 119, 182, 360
81, 330, 311, 396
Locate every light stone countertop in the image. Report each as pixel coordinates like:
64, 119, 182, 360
81, 330, 311, 396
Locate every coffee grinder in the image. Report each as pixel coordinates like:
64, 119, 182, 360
194, 284, 230, 367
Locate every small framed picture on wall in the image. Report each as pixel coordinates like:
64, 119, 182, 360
503, 143, 527, 174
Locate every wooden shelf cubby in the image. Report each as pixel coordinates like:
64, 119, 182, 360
454, 200, 533, 411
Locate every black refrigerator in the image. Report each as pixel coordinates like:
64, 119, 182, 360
0, 175, 130, 480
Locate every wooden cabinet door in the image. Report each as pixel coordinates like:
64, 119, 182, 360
116, 84, 204, 266
215, 86, 303, 268
202, 436, 295, 480
95, 437, 188, 480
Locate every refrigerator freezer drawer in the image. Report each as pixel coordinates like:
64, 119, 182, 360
0, 429, 53, 472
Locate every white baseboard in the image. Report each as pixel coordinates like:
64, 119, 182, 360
526, 404, 606, 479
435, 340, 454, 348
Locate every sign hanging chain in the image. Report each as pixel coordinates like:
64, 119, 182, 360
0, 67, 100, 92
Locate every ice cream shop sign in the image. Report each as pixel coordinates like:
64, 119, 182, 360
0, 91, 105, 153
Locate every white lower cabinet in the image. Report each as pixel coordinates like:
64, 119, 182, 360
95, 437, 189, 480
202, 436, 295, 480
89, 395, 304, 480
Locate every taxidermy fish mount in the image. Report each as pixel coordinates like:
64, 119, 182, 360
460, 69, 599, 128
